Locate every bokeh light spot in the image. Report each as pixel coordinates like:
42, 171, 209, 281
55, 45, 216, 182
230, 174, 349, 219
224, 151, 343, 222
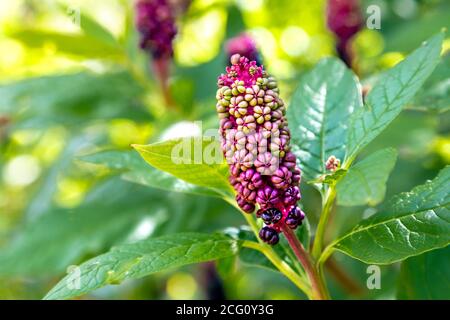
3, 155, 41, 187
166, 272, 198, 299
354, 29, 384, 58
379, 52, 405, 69
280, 26, 310, 57
54, 178, 89, 208
160, 121, 201, 140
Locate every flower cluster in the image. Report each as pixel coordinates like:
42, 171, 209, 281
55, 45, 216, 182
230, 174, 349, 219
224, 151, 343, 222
326, 0, 363, 67
225, 33, 261, 65
135, 0, 177, 60
325, 155, 340, 172
217, 54, 305, 245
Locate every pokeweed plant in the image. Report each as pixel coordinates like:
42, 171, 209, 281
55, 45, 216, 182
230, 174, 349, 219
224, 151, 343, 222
44, 32, 449, 300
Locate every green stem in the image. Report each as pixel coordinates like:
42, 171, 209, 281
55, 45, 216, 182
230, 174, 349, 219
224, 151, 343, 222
318, 245, 335, 266
242, 209, 261, 237
242, 240, 312, 298
225, 198, 312, 298
281, 225, 329, 300
312, 186, 337, 260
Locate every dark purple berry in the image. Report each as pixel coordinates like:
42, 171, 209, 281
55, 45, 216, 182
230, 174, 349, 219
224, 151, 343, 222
259, 226, 279, 245
283, 186, 301, 206
285, 206, 305, 229
256, 186, 280, 208
236, 194, 255, 213
261, 207, 283, 225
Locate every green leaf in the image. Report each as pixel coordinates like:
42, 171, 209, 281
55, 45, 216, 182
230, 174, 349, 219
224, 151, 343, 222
79, 12, 119, 48
55, 2, 119, 49
336, 148, 398, 206
0, 71, 146, 127
44, 233, 240, 300
309, 169, 348, 186
224, 226, 274, 271
397, 247, 450, 299
328, 166, 450, 264
9, 29, 123, 58
80, 150, 220, 197
346, 33, 444, 160
409, 51, 450, 113
288, 58, 362, 182
132, 137, 233, 195
0, 179, 166, 276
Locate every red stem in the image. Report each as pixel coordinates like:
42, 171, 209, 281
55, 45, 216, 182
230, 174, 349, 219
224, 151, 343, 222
152, 58, 174, 108
281, 225, 328, 300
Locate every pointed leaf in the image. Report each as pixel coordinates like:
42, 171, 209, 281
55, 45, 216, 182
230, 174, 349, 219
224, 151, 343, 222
44, 233, 240, 300
80, 150, 221, 197
337, 148, 398, 206
132, 137, 233, 195
346, 33, 444, 160
288, 58, 362, 182
329, 166, 450, 264
9, 29, 122, 58
409, 51, 450, 113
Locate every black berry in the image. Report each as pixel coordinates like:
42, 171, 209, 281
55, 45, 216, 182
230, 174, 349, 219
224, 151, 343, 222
259, 226, 279, 245
261, 208, 282, 225
285, 206, 304, 229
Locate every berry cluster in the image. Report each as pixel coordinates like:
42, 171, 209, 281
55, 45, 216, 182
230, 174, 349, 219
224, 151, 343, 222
326, 0, 363, 66
217, 54, 305, 245
135, 0, 177, 60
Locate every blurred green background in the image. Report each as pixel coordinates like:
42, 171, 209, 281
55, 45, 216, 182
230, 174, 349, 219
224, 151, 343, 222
0, 0, 448, 299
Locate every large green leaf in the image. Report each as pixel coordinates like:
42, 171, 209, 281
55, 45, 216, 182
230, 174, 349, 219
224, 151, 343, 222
9, 29, 123, 58
0, 71, 147, 127
336, 148, 398, 206
328, 166, 450, 264
409, 51, 450, 113
0, 179, 166, 276
44, 233, 240, 300
80, 150, 221, 197
287, 58, 362, 182
397, 247, 450, 299
133, 137, 233, 195
346, 33, 444, 160
0, 178, 170, 277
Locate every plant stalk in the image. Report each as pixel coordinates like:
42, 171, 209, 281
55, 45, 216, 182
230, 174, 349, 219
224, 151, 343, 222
226, 198, 313, 298
242, 240, 312, 298
281, 225, 329, 300
312, 186, 337, 260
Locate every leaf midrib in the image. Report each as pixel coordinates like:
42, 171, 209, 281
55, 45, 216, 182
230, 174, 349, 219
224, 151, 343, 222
330, 201, 450, 248
348, 42, 435, 157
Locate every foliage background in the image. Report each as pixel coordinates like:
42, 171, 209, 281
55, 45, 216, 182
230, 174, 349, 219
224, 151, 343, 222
0, 0, 448, 299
